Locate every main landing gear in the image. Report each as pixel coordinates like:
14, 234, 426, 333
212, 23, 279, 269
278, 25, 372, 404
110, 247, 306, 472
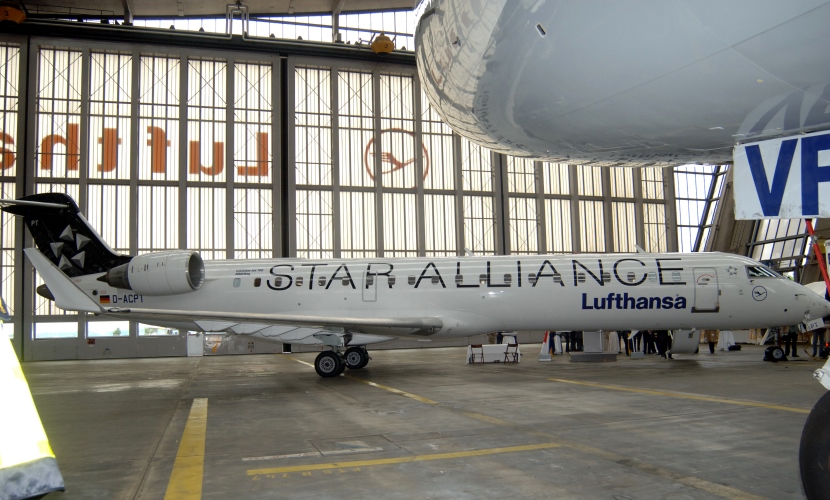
344, 346, 370, 370
314, 347, 371, 378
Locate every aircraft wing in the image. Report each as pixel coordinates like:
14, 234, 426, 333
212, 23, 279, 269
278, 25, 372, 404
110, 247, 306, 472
190, 322, 395, 346
104, 306, 442, 338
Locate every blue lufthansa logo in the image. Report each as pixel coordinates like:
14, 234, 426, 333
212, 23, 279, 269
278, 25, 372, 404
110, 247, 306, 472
752, 286, 768, 301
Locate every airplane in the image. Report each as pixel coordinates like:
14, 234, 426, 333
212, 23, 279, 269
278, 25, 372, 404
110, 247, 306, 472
3, 192, 830, 377
414, 0, 830, 167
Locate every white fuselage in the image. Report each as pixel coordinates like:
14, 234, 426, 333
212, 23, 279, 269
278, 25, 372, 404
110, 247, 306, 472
79, 252, 829, 340
416, 0, 830, 166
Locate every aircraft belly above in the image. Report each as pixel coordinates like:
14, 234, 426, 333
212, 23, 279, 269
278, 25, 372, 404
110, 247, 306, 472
416, 0, 830, 166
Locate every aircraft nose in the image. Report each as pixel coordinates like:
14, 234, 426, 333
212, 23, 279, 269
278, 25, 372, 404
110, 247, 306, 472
816, 299, 830, 318
811, 293, 830, 320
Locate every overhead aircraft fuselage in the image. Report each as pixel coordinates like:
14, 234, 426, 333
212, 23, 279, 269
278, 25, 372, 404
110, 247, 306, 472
415, 0, 830, 166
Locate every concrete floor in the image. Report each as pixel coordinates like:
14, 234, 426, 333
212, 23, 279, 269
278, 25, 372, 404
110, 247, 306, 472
22, 344, 826, 499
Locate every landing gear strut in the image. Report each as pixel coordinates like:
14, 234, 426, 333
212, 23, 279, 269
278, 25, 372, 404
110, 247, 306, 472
344, 346, 370, 369
315, 351, 345, 377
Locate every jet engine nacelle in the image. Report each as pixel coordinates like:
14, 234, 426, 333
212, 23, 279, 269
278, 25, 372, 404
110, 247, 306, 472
100, 251, 205, 296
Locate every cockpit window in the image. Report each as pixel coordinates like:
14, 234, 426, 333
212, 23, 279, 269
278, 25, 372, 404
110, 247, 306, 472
746, 265, 781, 278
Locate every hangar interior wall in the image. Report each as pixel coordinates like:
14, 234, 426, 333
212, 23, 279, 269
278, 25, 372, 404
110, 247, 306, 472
0, 33, 684, 360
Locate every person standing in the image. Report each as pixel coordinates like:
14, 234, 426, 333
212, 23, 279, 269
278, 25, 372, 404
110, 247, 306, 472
655, 330, 670, 359
783, 325, 799, 357
619, 330, 630, 356
813, 326, 828, 358
643, 330, 656, 355
702, 329, 718, 353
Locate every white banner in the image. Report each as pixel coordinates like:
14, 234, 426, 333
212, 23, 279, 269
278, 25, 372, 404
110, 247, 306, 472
734, 129, 830, 219
805, 318, 825, 332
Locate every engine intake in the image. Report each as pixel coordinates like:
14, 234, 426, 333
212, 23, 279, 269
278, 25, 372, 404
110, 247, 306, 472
99, 251, 205, 296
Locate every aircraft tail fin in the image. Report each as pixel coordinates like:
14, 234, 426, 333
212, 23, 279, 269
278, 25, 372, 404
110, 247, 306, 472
0, 193, 131, 277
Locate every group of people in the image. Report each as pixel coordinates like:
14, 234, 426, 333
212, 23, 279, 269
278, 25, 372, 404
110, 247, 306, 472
766, 324, 828, 358
544, 331, 584, 353
618, 329, 674, 359
543, 325, 829, 359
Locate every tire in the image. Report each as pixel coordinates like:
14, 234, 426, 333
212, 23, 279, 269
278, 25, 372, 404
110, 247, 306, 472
344, 347, 369, 369
800, 391, 830, 499
771, 346, 786, 361
315, 351, 344, 378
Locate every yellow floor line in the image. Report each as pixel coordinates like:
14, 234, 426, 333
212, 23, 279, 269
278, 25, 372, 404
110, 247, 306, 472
280, 355, 767, 498
165, 398, 208, 500
549, 378, 810, 414
348, 378, 439, 405
247, 442, 561, 476
284, 355, 439, 405
536, 435, 766, 500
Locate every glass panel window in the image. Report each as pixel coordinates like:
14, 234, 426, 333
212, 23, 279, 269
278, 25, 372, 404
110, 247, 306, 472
295, 66, 332, 186
507, 157, 535, 194
642, 167, 665, 199
579, 200, 605, 252
187, 59, 227, 182
542, 163, 569, 195
34, 321, 78, 339
463, 195, 495, 255
545, 199, 572, 253
138, 185, 178, 253
340, 191, 375, 258
86, 184, 130, 254
88, 52, 132, 181
187, 187, 226, 260
644, 203, 667, 253
749, 219, 808, 273
0, 44, 20, 178
461, 138, 492, 192
378, 74, 416, 189
383, 192, 417, 257
674, 164, 726, 252
0, 182, 14, 316
577, 165, 603, 197
338, 70, 373, 188
36, 48, 82, 180
425, 194, 455, 256
234, 189, 273, 259
139, 55, 180, 181
509, 197, 538, 254
139, 323, 180, 336
421, 97, 454, 190
234, 62, 273, 184
88, 320, 129, 338
296, 189, 332, 259
610, 167, 634, 198
612, 202, 636, 252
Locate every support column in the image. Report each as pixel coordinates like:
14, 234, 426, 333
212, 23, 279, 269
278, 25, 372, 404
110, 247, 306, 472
535, 161, 546, 254
330, 67, 341, 258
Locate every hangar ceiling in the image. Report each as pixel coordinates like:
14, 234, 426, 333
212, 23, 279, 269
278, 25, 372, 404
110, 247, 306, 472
21, 0, 415, 18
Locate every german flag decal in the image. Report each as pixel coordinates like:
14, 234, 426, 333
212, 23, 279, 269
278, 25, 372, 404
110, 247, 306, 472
100, 295, 111, 304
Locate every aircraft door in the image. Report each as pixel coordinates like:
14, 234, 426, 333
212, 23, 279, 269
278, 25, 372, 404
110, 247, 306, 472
692, 268, 719, 312
362, 271, 377, 302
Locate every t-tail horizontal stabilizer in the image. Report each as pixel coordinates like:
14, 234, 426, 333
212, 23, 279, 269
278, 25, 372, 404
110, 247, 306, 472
0, 193, 131, 277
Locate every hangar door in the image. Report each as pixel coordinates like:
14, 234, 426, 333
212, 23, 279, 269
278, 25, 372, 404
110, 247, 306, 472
692, 268, 719, 312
